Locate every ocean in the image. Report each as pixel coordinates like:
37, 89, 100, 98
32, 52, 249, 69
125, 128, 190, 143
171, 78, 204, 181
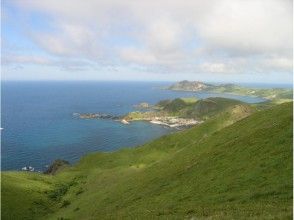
1, 81, 273, 171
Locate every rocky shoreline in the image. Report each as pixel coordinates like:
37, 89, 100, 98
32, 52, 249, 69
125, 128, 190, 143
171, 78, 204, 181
73, 112, 121, 120
149, 117, 202, 128
74, 112, 202, 128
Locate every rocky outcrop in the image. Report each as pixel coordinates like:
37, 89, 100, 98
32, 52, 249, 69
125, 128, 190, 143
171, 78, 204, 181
44, 159, 70, 175
133, 102, 150, 109
74, 113, 121, 120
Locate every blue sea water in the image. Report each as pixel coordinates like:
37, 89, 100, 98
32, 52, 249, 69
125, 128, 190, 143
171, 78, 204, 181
1, 81, 269, 171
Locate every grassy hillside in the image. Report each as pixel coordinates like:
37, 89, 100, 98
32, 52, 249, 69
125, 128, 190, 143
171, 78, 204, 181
156, 97, 253, 120
1, 172, 57, 219
160, 98, 194, 112
1, 102, 292, 219
126, 97, 254, 121
185, 97, 251, 119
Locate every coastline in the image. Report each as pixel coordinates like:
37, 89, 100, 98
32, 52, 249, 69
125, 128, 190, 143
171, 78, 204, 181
167, 82, 293, 104
126, 117, 203, 128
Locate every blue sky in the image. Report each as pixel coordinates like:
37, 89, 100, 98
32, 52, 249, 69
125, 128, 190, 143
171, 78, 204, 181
2, 0, 293, 83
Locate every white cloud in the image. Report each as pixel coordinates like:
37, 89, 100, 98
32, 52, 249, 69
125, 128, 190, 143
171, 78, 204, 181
32, 23, 101, 58
200, 62, 229, 73
2, 53, 97, 72
2, 54, 51, 65
261, 56, 293, 72
145, 18, 183, 52
5, 0, 293, 76
197, 0, 292, 56
120, 48, 156, 65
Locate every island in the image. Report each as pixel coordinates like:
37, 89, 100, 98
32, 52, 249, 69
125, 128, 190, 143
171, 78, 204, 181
168, 80, 293, 103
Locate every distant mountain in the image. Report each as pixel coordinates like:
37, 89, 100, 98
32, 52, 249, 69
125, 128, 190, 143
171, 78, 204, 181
168, 80, 293, 103
168, 81, 247, 92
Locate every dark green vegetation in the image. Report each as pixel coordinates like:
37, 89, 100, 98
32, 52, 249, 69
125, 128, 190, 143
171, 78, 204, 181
156, 97, 253, 120
2, 102, 292, 219
168, 80, 293, 103
158, 98, 192, 112
125, 97, 254, 121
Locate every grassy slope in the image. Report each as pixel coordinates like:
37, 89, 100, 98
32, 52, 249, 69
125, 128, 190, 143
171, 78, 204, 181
1, 172, 57, 219
2, 102, 292, 220
161, 97, 254, 120
185, 97, 250, 119
180, 97, 198, 104
126, 97, 252, 120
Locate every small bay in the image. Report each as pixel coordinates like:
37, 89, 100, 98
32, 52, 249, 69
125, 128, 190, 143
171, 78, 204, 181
1, 81, 268, 171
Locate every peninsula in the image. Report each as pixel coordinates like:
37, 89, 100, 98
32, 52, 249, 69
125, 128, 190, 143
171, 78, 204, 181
74, 100, 202, 128
168, 80, 292, 103
75, 97, 258, 129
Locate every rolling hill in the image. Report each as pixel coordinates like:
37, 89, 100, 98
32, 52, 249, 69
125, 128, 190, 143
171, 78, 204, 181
155, 97, 254, 120
1, 102, 292, 219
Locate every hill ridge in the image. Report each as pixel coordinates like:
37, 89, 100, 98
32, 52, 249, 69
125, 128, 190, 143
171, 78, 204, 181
1, 102, 292, 219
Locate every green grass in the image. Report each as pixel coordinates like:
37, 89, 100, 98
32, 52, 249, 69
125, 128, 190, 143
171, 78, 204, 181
1, 102, 292, 219
1, 172, 57, 219
153, 97, 253, 120
180, 97, 198, 104
185, 97, 252, 119
161, 98, 193, 113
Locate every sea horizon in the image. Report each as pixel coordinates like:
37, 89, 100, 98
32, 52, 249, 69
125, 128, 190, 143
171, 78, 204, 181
2, 79, 292, 88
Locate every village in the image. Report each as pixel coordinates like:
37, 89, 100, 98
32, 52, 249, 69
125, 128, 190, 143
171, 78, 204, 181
74, 111, 202, 129
122, 113, 203, 128
149, 116, 202, 128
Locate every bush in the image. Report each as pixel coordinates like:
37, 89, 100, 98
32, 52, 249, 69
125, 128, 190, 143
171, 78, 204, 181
61, 200, 71, 208
48, 183, 70, 201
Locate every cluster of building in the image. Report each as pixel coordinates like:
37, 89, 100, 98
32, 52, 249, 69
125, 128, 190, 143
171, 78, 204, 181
149, 117, 202, 128
75, 111, 202, 129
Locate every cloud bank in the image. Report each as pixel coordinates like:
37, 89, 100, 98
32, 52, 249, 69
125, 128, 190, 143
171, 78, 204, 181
2, 0, 293, 81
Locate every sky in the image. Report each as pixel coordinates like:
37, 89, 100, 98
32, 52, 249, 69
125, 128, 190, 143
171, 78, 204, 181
1, 0, 293, 83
